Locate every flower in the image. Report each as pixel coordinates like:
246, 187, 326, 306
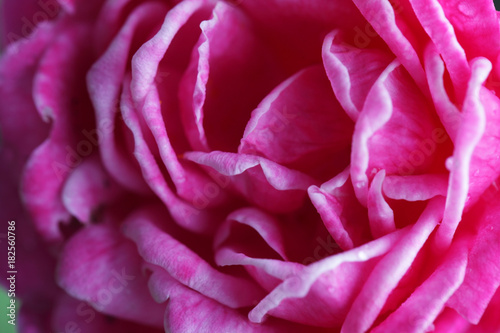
2, 0, 500, 332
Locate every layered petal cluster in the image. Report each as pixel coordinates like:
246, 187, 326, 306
2, 0, 500, 332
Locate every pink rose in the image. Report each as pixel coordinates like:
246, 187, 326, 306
2, 0, 500, 332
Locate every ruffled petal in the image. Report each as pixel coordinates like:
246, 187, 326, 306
61, 156, 122, 224
179, 1, 284, 152
239, 65, 353, 181
322, 31, 393, 121
184, 151, 316, 213
87, 2, 168, 194
367, 170, 395, 238
341, 197, 445, 333
308, 167, 372, 250
57, 225, 165, 327
436, 58, 491, 249
122, 205, 265, 308
248, 227, 407, 326
351, 61, 438, 205
372, 238, 468, 333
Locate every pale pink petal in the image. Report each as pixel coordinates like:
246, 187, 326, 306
367, 170, 395, 238
341, 197, 445, 332
21, 21, 92, 242
437, 0, 500, 61
121, 76, 221, 234
239, 65, 353, 181
436, 58, 490, 249
351, 0, 428, 92
447, 201, 500, 323
184, 151, 316, 213
351, 61, 438, 205
248, 227, 407, 326
382, 174, 449, 201
372, 238, 469, 333
57, 225, 165, 327
130, 0, 215, 106
61, 156, 122, 224
122, 205, 265, 308
179, 1, 284, 152
308, 167, 372, 250
87, 2, 168, 194
409, 0, 470, 100
322, 30, 393, 121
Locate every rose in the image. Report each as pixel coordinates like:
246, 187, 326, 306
2, 0, 500, 332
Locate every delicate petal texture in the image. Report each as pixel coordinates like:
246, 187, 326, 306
341, 197, 445, 333
57, 225, 165, 327
122, 205, 265, 308
447, 201, 500, 323
308, 167, 372, 250
367, 170, 395, 238
382, 174, 449, 201
322, 31, 393, 121
240, 65, 353, 181
437, 58, 491, 249
22, 21, 92, 242
61, 157, 122, 224
372, 238, 468, 333
87, 2, 167, 194
179, 1, 283, 152
351, 61, 437, 205
184, 151, 316, 213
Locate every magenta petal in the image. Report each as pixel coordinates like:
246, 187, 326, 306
351, 61, 437, 205
382, 174, 449, 201
367, 170, 395, 238
350, 0, 427, 92
130, 0, 214, 107
372, 238, 468, 333
322, 31, 393, 121
248, 228, 407, 326
447, 202, 500, 323
122, 206, 265, 308
121, 76, 219, 234
341, 197, 445, 332
61, 156, 122, 223
437, 0, 500, 61
239, 65, 353, 181
57, 225, 165, 327
179, 1, 284, 152
214, 208, 288, 260
409, 0, 470, 99
308, 167, 372, 250
87, 2, 168, 194
436, 58, 490, 249
184, 151, 316, 213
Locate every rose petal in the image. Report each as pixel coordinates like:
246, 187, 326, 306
61, 156, 122, 224
308, 167, 372, 250
57, 225, 165, 327
122, 205, 265, 308
179, 1, 284, 152
367, 170, 395, 238
239, 65, 353, 181
341, 197, 445, 332
436, 58, 490, 249
322, 30, 393, 121
372, 238, 468, 333
248, 226, 407, 326
382, 174, 449, 201
87, 2, 168, 194
184, 151, 316, 213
